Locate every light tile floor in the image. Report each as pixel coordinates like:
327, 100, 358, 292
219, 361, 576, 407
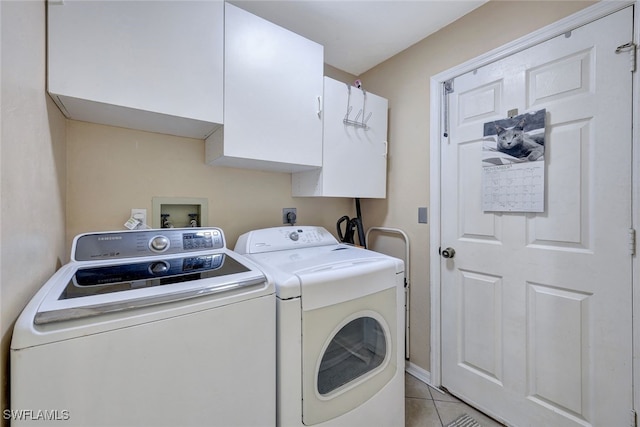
405, 373, 506, 427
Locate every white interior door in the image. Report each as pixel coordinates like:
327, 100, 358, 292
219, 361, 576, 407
440, 7, 634, 426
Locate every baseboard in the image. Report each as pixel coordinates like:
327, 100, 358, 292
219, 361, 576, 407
404, 361, 432, 385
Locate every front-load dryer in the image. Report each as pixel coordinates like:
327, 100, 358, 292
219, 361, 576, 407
11, 227, 275, 427
235, 226, 405, 427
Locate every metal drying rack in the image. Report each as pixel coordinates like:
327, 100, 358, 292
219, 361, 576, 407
343, 83, 372, 129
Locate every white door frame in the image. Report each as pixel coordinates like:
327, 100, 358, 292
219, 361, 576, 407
429, 0, 638, 406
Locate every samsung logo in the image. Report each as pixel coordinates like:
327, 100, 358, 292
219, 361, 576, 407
97, 236, 122, 241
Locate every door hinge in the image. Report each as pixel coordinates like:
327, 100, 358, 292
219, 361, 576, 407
629, 228, 636, 256
444, 79, 454, 95
616, 42, 637, 72
631, 409, 637, 427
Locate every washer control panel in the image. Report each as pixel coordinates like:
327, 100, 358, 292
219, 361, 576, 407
73, 228, 225, 261
235, 226, 339, 254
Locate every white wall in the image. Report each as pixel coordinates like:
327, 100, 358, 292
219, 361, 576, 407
0, 0, 67, 418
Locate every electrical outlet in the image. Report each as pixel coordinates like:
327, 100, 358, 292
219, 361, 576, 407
282, 208, 297, 225
131, 208, 147, 226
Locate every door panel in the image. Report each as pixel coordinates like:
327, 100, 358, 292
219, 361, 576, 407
459, 139, 503, 243
441, 7, 633, 426
458, 270, 503, 383
526, 283, 591, 417
528, 120, 591, 251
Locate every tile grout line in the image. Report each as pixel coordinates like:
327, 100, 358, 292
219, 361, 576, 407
428, 384, 446, 427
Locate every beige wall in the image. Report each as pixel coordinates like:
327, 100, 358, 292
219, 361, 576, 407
324, 64, 357, 85
0, 1, 67, 419
66, 121, 354, 251
359, 0, 594, 372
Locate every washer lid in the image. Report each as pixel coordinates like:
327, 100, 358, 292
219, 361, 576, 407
62, 253, 248, 299
33, 250, 268, 325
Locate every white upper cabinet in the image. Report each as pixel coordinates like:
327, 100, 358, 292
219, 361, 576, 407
205, 3, 324, 173
47, 0, 224, 139
292, 77, 389, 198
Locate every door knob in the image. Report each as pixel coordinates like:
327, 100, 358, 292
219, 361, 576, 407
441, 247, 456, 259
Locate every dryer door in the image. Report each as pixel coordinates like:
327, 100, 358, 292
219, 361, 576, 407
301, 264, 398, 425
316, 315, 387, 396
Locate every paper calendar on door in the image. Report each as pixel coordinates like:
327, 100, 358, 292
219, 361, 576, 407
482, 109, 546, 212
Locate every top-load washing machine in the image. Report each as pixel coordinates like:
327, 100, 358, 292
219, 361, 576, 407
235, 226, 405, 427
11, 227, 275, 426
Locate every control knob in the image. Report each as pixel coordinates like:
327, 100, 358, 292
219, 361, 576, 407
289, 231, 299, 241
150, 235, 170, 252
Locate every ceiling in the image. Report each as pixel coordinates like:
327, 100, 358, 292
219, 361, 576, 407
229, 0, 488, 76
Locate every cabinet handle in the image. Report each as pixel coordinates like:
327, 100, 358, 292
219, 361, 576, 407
383, 141, 388, 157
317, 96, 322, 119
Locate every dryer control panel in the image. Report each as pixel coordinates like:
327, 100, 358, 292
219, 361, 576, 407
72, 228, 225, 261
235, 226, 338, 254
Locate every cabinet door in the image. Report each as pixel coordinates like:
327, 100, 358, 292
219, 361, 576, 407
48, 0, 223, 138
293, 77, 388, 198
206, 3, 323, 172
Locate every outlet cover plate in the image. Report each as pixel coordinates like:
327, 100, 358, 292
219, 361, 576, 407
131, 208, 147, 226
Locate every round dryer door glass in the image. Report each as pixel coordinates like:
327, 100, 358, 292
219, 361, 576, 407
317, 316, 386, 395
